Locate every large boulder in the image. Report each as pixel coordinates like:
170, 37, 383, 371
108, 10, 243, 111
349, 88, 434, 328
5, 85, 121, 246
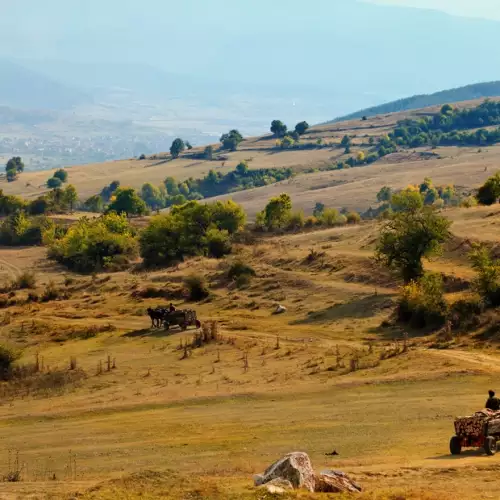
314, 470, 362, 493
254, 452, 315, 492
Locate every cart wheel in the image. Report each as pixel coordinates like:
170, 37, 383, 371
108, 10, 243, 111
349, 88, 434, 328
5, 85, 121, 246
195, 320, 201, 329
485, 436, 497, 456
449, 436, 462, 455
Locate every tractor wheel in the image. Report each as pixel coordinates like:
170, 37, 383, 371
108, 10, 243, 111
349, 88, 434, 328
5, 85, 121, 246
450, 436, 462, 455
485, 436, 497, 456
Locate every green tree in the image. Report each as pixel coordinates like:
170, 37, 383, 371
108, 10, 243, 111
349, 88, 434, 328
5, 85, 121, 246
441, 104, 454, 115
469, 245, 500, 307
47, 177, 62, 189
377, 186, 392, 203
313, 202, 325, 217
6, 157, 24, 173
281, 136, 295, 149
164, 177, 180, 196
295, 121, 309, 135
391, 189, 423, 212
340, 135, 351, 148
53, 169, 68, 183
271, 120, 287, 138
220, 130, 243, 151
178, 182, 190, 197
84, 195, 104, 213
107, 188, 148, 216
376, 207, 452, 283
236, 161, 249, 176
204, 145, 214, 160
211, 200, 247, 234
264, 193, 292, 229
6, 169, 17, 182
477, 173, 500, 205
63, 185, 78, 212
185, 141, 193, 150
170, 138, 185, 159
141, 183, 165, 210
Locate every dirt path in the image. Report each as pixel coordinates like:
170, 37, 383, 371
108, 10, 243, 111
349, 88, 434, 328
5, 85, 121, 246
427, 348, 500, 372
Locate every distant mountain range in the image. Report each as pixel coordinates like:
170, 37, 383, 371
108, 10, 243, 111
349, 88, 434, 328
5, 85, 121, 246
0, 60, 90, 110
330, 82, 500, 123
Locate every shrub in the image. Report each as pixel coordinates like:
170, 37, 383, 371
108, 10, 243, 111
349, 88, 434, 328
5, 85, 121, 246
184, 275, 209, 301
41, 281, 60, 302
470, 245, 500, 307
321, 208, 346, 227
47, 177, 62, 189
477, 173, 500, 205
228, 261, 256, 281
206, 228, 232, 258
450, 295, 484, 330
139, 154, 146, 160
346, 211, 361, 224
398, 273, 448, 329
304, 216, 318, 228
53, 169, 68, 183
461, 196, 478, 208
287, 210, 305, 230
0, 344, 20, 380
46, 213, 138, 273
14, 271, 36, 290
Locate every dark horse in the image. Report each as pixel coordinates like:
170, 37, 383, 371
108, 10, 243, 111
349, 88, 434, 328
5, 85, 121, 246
147, 307, 166, 328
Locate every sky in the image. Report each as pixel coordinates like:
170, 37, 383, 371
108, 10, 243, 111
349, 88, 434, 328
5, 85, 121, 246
367, 0, 500, 19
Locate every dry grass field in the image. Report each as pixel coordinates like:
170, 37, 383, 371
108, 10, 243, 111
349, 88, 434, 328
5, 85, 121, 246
1, 101, 500, 499
0, 204, 499, 499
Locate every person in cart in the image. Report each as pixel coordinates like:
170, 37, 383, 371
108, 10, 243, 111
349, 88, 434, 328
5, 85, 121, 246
169, 303, 176, 313
485, 390, 500, 411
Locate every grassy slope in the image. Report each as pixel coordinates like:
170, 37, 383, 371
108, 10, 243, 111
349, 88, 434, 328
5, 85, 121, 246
2, 99, 498, 218
0, 208, 499, 498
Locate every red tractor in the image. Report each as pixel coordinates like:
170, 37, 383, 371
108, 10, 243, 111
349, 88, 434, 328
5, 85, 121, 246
451, 410, 500, 456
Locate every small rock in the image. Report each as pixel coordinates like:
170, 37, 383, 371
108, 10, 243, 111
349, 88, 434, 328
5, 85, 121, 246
315, 470, 362, 493
258, 478, 294, 495
254, 451, 315, 492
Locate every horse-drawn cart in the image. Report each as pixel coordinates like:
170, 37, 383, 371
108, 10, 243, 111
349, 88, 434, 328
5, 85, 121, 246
450, 410, 500, 456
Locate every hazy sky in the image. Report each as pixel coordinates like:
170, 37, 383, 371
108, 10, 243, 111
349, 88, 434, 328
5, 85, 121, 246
367, 0, 500, 19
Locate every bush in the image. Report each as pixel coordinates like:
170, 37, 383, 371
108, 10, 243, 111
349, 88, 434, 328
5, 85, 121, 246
41, 281, 60, 302
461, 196, 478, 208
14, 271, 36, 290
287, 210, 305, 230
46, 213, 139, 273
321, 208, 346, 227
184, 275, 209, 301
47, 177, 62, 189
398, 273, 448, 329
228, 261, 256, 281
470, 245, 500, 307
346, 211, 361, 224
53, 169, 68, 183
206, 228, 232, 259
450, 295, 484, 330
0, 345, 20, 380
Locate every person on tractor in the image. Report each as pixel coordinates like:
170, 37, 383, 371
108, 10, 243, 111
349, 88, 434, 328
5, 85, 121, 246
169, 303, 176, 313
485, 390, 500, 411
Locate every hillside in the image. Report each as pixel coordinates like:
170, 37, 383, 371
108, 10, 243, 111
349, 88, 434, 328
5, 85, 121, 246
331, 81, 500, 123
2, 99, 498, 217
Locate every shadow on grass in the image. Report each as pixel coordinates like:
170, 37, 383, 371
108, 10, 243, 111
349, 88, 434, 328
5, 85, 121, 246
122, 328, 176, 339
428, 449, 485, 460
291, 294, 393, 325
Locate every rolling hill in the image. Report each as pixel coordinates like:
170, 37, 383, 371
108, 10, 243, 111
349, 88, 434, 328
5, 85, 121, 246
2, 99, 497, 218
331, 81, 500, 123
